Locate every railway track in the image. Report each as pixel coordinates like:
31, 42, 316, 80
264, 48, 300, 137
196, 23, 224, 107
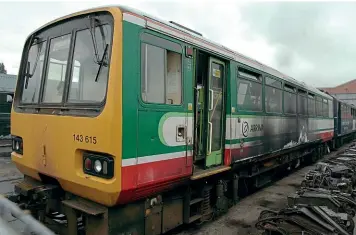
171, 142, 356, 235
0, 142, 353, 234
0, 147, 25, 234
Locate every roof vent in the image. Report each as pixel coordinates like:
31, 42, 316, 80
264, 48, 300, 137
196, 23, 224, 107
169, 21, 203, 37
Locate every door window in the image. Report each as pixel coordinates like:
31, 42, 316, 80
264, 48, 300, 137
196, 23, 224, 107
210, 62, 224, 152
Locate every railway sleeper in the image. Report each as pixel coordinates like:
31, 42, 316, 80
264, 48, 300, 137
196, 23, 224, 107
288, 189, 356, 217
6, 143, 334, 235
257, 142, 356, 235
7, 176, 236, 235
256, 205, 353, 235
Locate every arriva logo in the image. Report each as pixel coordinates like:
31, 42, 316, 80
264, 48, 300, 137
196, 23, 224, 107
242, 121, 249, 137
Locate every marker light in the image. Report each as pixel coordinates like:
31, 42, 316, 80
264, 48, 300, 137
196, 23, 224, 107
103, 161, 108, 175
94, 160, 102, 173
84, 158, 92, 170
15, 142, 20, 151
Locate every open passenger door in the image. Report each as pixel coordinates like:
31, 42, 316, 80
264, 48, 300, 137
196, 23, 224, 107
205, 58, 225, 167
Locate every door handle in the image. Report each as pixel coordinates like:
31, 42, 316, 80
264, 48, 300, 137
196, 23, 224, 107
176, 126, 186, 142
209, 89, 214, 111
208, 122, 212, 154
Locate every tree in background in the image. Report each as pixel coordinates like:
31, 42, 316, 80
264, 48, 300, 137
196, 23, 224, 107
0, 63, 7, 74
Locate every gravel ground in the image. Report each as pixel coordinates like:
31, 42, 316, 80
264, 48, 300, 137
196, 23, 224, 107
175, 165, 314, 235
0, 144, 353, 234
175, 142, 356, 235
0, 154, 25, 233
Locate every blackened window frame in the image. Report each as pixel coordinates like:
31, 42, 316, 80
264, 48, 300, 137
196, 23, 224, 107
283, 83, 297, 115
297, 89, 308, 116
265, 76, 282, 114
316, 96, 323, 117
322, 98, 329, 117
236, 66, 263, 112
15, 11, 114, 115
307, 93, 316, 117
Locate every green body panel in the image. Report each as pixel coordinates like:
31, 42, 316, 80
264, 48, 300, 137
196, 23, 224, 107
122, 22, 194, 159
122, 19, 334, 166
205, 152, 219, 166
122, 21, 141, 160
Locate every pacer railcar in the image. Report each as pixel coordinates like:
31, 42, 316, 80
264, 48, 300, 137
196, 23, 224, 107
9, 5, 347, 235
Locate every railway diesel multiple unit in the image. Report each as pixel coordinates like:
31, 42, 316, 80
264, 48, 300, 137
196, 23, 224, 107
8, 5, 356, 235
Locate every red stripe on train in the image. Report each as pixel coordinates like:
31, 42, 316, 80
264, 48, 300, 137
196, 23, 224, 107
319, 131, 334, 141
224, 148, 232, 166
118, 156, 193, 204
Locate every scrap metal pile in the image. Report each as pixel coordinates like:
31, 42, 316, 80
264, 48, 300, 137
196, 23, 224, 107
256, 144, 356, 235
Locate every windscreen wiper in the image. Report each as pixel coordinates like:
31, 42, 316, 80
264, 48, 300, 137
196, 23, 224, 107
87, 15, 109, 82
94, 44, 108, 82
88, 16, 107, 65
89, 16, 100, 63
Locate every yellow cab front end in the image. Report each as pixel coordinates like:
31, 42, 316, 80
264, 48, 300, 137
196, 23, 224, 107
11, 6, 122, 207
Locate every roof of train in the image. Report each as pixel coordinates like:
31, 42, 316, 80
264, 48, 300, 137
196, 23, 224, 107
31, 5, 332, 99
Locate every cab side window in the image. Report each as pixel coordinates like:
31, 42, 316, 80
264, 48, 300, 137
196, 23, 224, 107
141, 36, 182, 105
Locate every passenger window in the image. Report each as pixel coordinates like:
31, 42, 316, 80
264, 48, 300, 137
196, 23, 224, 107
43, 35, 71, 103
237, 68, 262, 111
308, 94, 315, 116
316, 97, 323, 116
284, 91, 296, 114
265, 77, 282, 88
322, 99, 328, 117
141, 43, 182, 105
265, 77, 282, 113
298, 90, 307, 115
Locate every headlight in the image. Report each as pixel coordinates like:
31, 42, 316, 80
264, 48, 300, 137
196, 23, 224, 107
94, 160, 102, 173
12, 136, 23, 154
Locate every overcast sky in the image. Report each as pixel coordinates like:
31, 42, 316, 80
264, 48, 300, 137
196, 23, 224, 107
0, 1, 355, 88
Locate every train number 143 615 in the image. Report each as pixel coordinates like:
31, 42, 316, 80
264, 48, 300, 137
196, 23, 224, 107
73, 134, 97, 144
